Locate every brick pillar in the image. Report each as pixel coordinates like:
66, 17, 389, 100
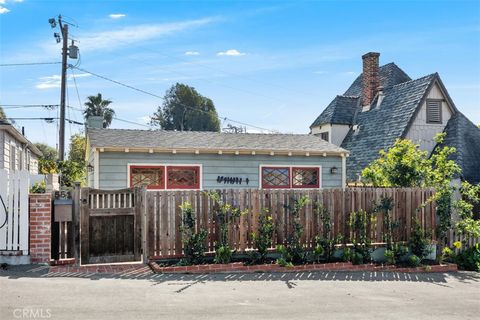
29, 194, 52, 264
362, 52, 380, 106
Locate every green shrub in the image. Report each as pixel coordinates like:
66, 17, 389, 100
409, 218, 431, 259
408, 254, 421, 267
277, 196, 309, 264
348, 209, 373, 264
352, 252, 364, 265
342, 247, 352, 262
455, 243, 480, 271
30, 181, 46, 193
384, 249, 395, 265
179, 202, 207, 265
208, 191, 247, 264
313, 203, 341, 262
250, 208, 275, 264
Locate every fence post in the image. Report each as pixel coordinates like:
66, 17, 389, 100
72, 182, 81, 264
80, 188, 90, 265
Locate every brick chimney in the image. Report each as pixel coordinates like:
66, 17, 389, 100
361, 52, 380, 106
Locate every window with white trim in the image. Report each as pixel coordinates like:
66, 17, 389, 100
261, 166, 321, 189
129, 165, 201, 190
166, 166, 200, 189
130, 165, 165, 189
262, 167, 291, 189
292, 167, 319, 188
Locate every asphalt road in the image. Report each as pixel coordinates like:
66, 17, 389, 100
1, 267, 479, 320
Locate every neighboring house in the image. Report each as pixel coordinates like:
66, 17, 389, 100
86, 123, 349, 191
0, 120, 42, 174
310, 52, 480, 184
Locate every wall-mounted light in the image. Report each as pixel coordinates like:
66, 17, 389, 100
330, 166, 338, 174
87, 164, 94, 172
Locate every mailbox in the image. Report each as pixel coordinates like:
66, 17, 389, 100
54, 198, 73, 222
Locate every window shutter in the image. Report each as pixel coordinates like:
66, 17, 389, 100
426, 100, 442, 123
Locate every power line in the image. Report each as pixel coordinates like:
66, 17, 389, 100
1, 104, 58, 109
68, 66, 278, 133
0, 62, 61, 67
70, 65, 163, 99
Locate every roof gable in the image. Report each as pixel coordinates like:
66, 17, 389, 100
310, 95, 359, 127
341, 73, 437, 181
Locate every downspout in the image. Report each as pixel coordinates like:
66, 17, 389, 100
341, 153, 347, 191
94, 148, 99, 189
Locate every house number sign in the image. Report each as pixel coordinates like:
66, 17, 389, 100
217, 176, 249, 185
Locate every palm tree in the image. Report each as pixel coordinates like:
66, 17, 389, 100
83, 93, 115, 128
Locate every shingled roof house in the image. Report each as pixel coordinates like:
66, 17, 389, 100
310, 52, 480, 184
86, 122, 349, 191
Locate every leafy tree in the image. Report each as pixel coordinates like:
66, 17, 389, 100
34, 143, 58, 174
68, 133, 86, 165
83, 93, 115, 128
361, 134, 464, 245
33, 135, 86, 187
151, 83, 220, 132
0, 106, 6, 120
361, 139, 430, 187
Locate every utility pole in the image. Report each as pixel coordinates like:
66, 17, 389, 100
58, 17, 68, 161
49, 15, 78, 160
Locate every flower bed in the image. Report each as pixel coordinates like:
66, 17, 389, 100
148, 261, 458, 274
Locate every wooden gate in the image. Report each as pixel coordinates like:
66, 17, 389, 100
80, 187, 144, 264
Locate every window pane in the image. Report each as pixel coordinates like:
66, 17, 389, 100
320, 132, 329, 142
292, 167, 319, 188
262, 167, 290, 188
130, 166, 164, 189
167, 166, 200, 189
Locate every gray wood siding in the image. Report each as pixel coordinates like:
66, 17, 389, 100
96, 152, 343, 189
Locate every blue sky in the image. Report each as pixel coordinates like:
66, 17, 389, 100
0, 0, 479, 151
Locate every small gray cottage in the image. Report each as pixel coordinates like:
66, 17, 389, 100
86, 127, 349, 190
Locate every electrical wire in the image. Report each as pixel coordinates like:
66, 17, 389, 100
0, 193, 7, 229
0, 62, 61, 67
68, 66, 278, 133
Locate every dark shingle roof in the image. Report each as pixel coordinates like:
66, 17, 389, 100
88, 128, 348, 154
341, 73, 437, 181
344, 62, 412, 96
442, 113, 480, 184
310, 96, 359, 127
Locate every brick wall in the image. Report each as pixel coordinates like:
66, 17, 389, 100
29, 194, 52, 264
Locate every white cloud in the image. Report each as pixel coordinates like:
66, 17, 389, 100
109, 13, 126, 19
35, 73, 91, 90
0, 6, 10, 14
78, 18, 215, 53
184, 51, 200, 56
217, 49, 246, 56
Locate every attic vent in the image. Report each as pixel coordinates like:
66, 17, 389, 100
426, 100, 442, 124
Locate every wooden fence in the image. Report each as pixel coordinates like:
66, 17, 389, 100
145, 188, 437, 259
0, 169, 30, 254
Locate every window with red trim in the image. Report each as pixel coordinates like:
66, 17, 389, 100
166, 166, 200, 189
292, 167, 319, 188
262, 167, 291, 189
130, 166, 165, 189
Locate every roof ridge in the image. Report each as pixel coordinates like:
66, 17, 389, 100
388, 73, 437, 89
88, 127, 317, 137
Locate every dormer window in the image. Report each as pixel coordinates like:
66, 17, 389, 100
320, 132, 329, 142
426, 100, 442, 124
